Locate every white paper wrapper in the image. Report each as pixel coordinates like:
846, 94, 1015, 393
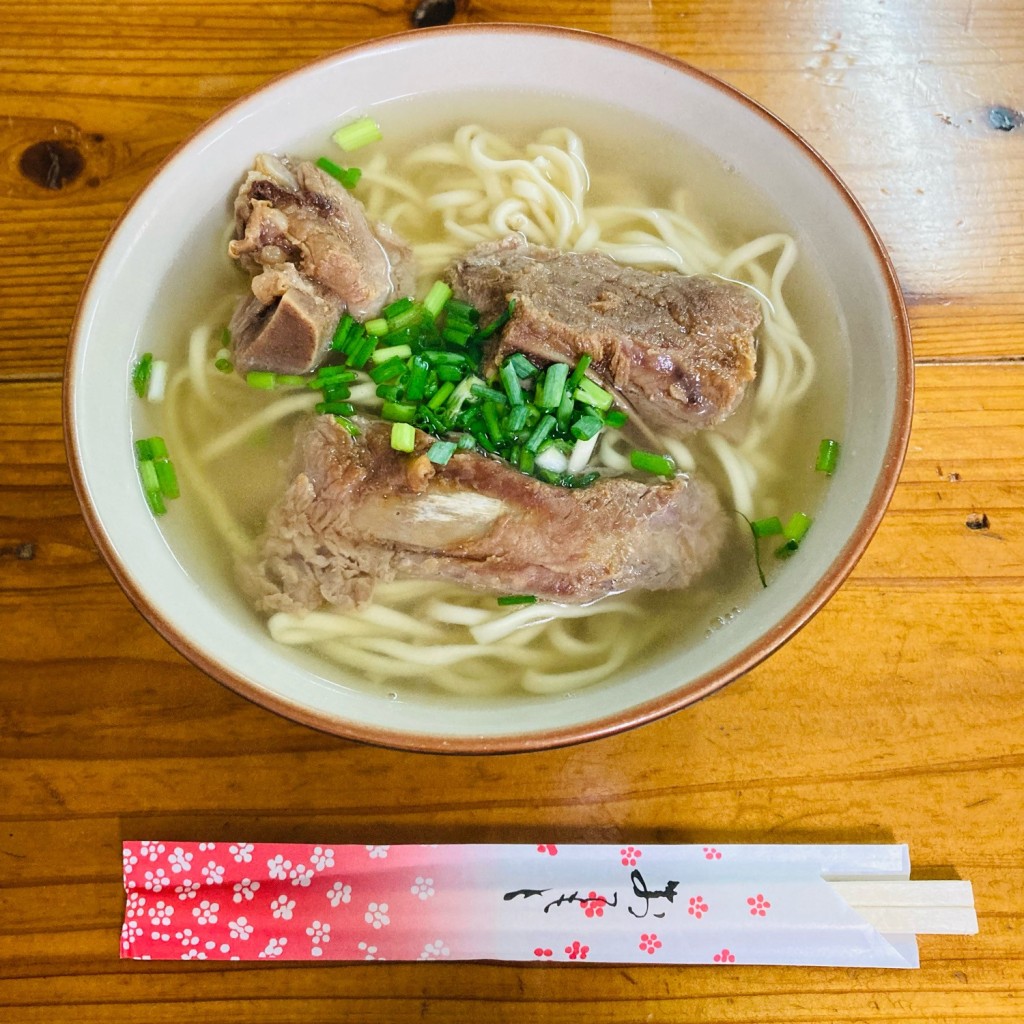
120, 843, 974, 965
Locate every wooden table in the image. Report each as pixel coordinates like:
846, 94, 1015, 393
2, 2, 1022, 1020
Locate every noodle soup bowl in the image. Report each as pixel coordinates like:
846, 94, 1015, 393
66, 26, 912, 752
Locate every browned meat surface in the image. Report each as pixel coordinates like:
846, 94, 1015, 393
227, 154, 417, 375
444, 236, 761, 434
242, 417, 727, 613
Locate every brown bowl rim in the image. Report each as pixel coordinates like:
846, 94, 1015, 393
64, 23, 914, 755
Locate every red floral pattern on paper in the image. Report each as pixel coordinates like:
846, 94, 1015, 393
536, 844, 558, 856
713, 947, 736, 963
747, 893, 771, 917
533, 946, 554, 958
565, 940, 589, 960
639, 933, 662, 955
619, 846, 642, 867
703, 846, 722, 860
688, 895, 709, 919
580, 891, 609, 918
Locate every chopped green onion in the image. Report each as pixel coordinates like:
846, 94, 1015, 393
147, 436, 168, 460
371, 343, 413, 365
321, 383, 351, 403
456, 433, 476, 450
381, 401, 417, 423
390, 421, 416, 453
315, 156, 361, 189
783, 511, 812, 544
507, 353, 538, 379
571, 414, 604, 441
506, 404, 529, 433
573, 376, 614, 411
246, 371, 277, 390
481, 401, 505, 444
331, 115, 382, 152
131, 352, 153, 397
137, 459, 165, 515
525, 414, 556, 453
154, 459, 179, 499
387, 305, 424, 332
426, 440, 457, 465
499, 360, 525, 406
364, 317, 389, 337
604, 409, 629, 429
630, 450, 675, 477
427, 381, 455, 410
470, 383, 507, 406
312, 366, 359, 384
214, 356, 233, 374
816, 438, 841, 475
536, 362, 569, 409
369, 357, 407, 384
442, 323, 475, 346
315, 401, 355, 416
475, 298, 516, 341
405, 356, 431, 402
422, 280, 453, 319
497, 594, 537, 606
345, 333, 378, 369
334, 416, 361, 436
751, 516, 784, 538
383, 296, 414, 318
331, 314, 361, 352
134, 438, 153, 461
436, 364, 464, 382
565, 353, 592, 392
275, 374, 307, 388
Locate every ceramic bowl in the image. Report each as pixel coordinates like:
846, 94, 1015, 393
65, 25, 912, 752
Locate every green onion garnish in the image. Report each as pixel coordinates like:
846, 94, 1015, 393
497, 594, 537, 606
750, 516, 784, 538
499, 360, 525, 406
364, 318, 389, 337
331, 115, 382, 152
214, 356, 233, 374
275, 374, 307, 388
507, 353, 538, 379
154, 459, 179, 499
246, 371, 277, 390
131, 353, 153, 397
427, 381, 455, 410
426, 440, 457, 466
525, 414, 556, 454
573, 376, 614, 411
390, 421, 416, 453
422, 281, 453, 319
315, 401, 355, 416
630, 450, 676, 477
369, 357, 406, 384
536, 362, 569, 410
565, 353, 592, 393
816, 438, 841, 475
774, 512, 813, 558
475, 298, 516, 341
135, 435, 180, 515
381, 401, 417, 423
604, 409, 629, 429
315, 156, 361, 189
570, 414, 603, 441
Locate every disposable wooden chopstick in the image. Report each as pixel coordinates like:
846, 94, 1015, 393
827, 880, 977, 934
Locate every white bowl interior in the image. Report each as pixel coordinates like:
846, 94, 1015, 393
67, 27, 908, 749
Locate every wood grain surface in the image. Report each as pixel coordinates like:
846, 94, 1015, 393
2, 1, 1022, 1021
